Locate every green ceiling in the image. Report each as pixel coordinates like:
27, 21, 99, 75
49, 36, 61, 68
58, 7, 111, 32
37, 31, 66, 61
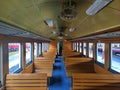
0, 0, 120, 40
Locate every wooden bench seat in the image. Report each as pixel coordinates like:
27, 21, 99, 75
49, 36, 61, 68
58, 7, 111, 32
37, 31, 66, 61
35, 58, 55, 63
64, 57, 92, 65
64, 57, 94, 76
62, 51, 80, 58
43, 51, 56, 57
63, 53, 80, 58
5, 73, 48, 90
72, 73, 120, 90
34, 60, 53, 77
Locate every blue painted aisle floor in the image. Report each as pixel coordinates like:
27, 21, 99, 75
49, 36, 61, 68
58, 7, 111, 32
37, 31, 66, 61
49, 56, 71, 90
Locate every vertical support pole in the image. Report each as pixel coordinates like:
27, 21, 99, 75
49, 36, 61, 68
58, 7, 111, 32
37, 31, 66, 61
36, 43, 39, 57
1, 42, 8, 86
22, 42, 26, 72
31, 42, 34, 61
105, 43, 110, 70
78, 41, 80, 52
40, 42, 43, 57
86, 42, 89, 57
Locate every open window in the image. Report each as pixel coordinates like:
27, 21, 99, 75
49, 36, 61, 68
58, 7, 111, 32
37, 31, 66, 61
83, 43, 86, 55
96, 43, 105, 66
26, 43, 32, 66
34, 42, 38, 58
89, 43, 93, 58
8, 43, 22, 73
79, 43, 82, 53
109, 43, 120, 73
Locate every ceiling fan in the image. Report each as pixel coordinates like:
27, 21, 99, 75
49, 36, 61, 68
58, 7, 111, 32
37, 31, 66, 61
60, 0, 77, 22
44, 0, 77, 39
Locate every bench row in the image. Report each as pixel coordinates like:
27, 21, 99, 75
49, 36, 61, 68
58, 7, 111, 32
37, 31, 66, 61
6, 73, 48, 90
72, 73, 120, 90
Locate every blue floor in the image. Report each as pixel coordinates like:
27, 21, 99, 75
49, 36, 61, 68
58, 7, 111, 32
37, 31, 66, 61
49, 56, 71, 90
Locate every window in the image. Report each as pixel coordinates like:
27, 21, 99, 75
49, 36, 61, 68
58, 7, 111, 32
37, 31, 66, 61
44, 43, 48, 52
110, 43, 120, 73
83, 43, 86, 55
89, 43, 93, 58
8, 43, 22, 73
47, 43, 49, 51
26, 43, 32, 66
96, 43, 105, 65
34, 42, 38, 58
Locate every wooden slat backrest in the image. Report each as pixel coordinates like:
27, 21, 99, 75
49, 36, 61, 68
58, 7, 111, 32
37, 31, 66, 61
72, 73, 120, 90
65, 57, 92, 65
36, 57, 54, 60
33, 59, 53, 77
34, 63, 53, 69
64, 57, 94, 76
6, 73, 47, 90
34, 59, 54, 63
62, 51, 80, 57
34, 61, 53, 69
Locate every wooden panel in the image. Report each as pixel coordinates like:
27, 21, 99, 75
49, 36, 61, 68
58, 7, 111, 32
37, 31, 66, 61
35, 60, 54, 64
65, 57, 94, 76
6, 84, 46, 87
6, 80, 46, 83
6, 73, 47, 90
94, 63, 111, 74
72, 73, 120, 90
34, 57, 54, 77
0, 87, 4, 90
6, 87, 47, 90
21, 63, 33, 73
6, 73, 47, 79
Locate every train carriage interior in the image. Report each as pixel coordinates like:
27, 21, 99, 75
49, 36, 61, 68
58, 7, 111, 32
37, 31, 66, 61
0, 0, 120, 90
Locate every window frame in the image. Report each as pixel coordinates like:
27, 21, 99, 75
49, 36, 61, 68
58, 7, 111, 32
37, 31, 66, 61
83, 42, 86, 55
73, 42, 75, 51
109, 43, 120, 74
79, 42, 82, 53
8, 43, 22, 74
25, 42, 32, 66
95, 43, 105, 67
89, 43, 93, 58
34, 42, 38, 59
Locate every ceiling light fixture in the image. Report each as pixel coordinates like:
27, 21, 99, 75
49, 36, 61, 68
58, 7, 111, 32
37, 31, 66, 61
69, 27, 75, 32
44, 19, 53, 27
86, 0, 112, 15
60, 0, 77, 22
51, 31, 56, 34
